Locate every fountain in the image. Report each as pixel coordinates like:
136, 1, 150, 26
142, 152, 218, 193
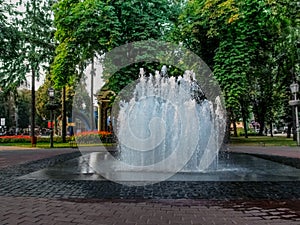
15, 39, 300, 200
19, 66, 300, 184
114, 67, 226, 174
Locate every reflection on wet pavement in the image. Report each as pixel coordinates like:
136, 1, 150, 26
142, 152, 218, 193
222, 200, 300, 222
19, 152, 300, 182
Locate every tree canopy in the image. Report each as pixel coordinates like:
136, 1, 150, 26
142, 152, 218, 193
51, 0, 182, 90
0, 0, 55, 91
1, 0, 299, 139
176, 0, 299, 136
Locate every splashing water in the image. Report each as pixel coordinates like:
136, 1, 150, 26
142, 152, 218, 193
113, 69, 225, 173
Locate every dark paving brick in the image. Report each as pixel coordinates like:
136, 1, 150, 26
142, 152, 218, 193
3, 196, 300, 225
0, 147, 300, 224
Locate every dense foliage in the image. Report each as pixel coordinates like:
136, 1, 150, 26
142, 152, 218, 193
0, 0, 299, 141
51, 0, 182, 91
176, 0, 299, 137
0, 0, 55, 90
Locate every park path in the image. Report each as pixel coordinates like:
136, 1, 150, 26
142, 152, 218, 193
1, 196, 300, 225
0, 147, 77, 169
228, 145, 300, 159
0, 145, 300, 224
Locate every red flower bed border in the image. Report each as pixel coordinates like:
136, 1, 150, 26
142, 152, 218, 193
0, 135, 31, 139
0, 135, 31, 143
74, 131, 114, 143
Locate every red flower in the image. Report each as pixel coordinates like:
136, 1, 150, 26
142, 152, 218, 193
0, 135, 31, 139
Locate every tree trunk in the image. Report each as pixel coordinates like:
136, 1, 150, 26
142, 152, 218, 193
232, 118, 238, 137
242, 116, 248, 138
31, 67, 36, 147
62, 86, 67, 143
270, 123, 273, 137
287, 122, 292, 138
30, 0, 37, 147
90, 58, 95, 130
241, 105, 248, 138
258, 120, 265, 136
223, 108, 231, 144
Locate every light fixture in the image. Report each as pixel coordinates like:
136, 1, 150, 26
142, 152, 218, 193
290, 82, 299, 94
48, 87, 55, 99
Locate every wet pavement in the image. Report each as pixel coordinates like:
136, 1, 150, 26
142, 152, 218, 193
0, 146, 300, 224
18, 151, 300, 182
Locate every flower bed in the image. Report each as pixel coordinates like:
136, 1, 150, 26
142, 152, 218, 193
0, 132, 114, 144
0, 135, 72, 143
74, 131, 115, 144
0, 135, 31, 143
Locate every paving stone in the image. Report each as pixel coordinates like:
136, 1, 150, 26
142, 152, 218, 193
1, 148, 300, 225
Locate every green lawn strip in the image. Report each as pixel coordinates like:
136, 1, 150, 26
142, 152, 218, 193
0, 142, 70, 148
1, 136, 296, 148
0, 142, 116, 149
229, 136, 296, 147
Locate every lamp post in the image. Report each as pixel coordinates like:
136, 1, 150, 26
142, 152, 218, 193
48, 87, 55, 148
289, 82, 300, 146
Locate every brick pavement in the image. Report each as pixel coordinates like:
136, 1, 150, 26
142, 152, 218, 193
1, 196, 300, 225
228, 146, 300, 159
0, 146, 300, 225
0, 148, 77, 169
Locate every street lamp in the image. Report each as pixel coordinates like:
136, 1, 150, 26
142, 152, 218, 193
48, 87, 55, 99
48, 87, 55, 148
289, 82, 300, 146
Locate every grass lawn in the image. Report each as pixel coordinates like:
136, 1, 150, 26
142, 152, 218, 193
0, 142, 116, 149
0, 142, 72, 148
229, 135, 297, 147
1, 136, 297, 148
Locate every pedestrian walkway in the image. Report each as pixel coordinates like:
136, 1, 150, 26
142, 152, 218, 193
228, 145, 300, 159
0, 148, 77, 169
0, 146, 34, 150
1, 196, 299, 225
0, 145, 299, 225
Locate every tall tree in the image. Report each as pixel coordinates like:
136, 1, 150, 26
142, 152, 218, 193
176, 0, 299, 138
52, 0, 120, 87
102, 0, 182, 93
0, 1, 21, 63
51, 0, 181, 137
0, 0, 55, 145
52, 0, 181, 91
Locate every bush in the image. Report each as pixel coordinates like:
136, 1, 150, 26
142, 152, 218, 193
0, 135, 73, 143
37, 136, 72, 143
75, 131, 114, 144
239, 132, 266, 137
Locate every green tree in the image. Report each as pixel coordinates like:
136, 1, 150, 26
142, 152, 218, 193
52, 0, 120, 88
52, 0, 181, 92
51, 0, 182, 137
176, 0, 299, 138
0, 0, 55, 144
0, 0, 55, 89
0, 1, 21, 64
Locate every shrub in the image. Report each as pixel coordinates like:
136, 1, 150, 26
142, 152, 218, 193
37, 136, 72, 143
0, 135, 73, 143
75, 131, 114, 144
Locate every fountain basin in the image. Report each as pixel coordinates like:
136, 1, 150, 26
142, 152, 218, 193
19, 151, 300, 182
